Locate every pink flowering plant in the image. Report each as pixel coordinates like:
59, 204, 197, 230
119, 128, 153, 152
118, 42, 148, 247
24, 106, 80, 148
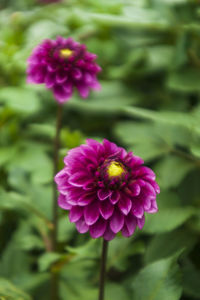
27, 36, 101, 103
55, 139, 160, 240
2, 1, 200, 300
26, 32, 160, 300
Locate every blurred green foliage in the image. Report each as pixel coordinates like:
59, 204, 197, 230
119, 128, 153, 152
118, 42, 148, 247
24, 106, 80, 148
1, 0, 200, 299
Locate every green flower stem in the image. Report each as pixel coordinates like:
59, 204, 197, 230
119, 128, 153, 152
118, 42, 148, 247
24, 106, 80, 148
51, 103, 63, 300
98, 239, 109, 300
52, 103, 62, 250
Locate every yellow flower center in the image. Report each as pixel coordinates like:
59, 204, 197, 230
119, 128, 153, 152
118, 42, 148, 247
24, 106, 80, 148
60, 48, 74, 58
107, 161, 125, 178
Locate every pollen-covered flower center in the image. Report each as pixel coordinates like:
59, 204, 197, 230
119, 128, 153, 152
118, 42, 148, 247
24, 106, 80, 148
60, 48, 74, 58
107, 161, 125, 178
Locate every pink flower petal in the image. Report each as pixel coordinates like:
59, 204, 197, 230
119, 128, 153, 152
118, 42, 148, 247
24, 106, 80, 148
129, 183, 141, 197
53, 84, 72, 103
110, 209, 124, 233
69, 206, 83, 222
118, 196, 132, 215
72, 68, 82, 80
58, 194, 72, 210
68, 171, 90, 187
103, 226, 116, 241
121, 215, 137, 237
84, 202, 99, 225
98, 189, 111, 201
76, 83, 89, 98
75, 217, 89, 233
77, 193, 94, 206
137, 215, 145, 229
110, 191, 120, 204
147, 200, 158, 213
99, 201, 114, 220
103, 139, 118, 154
56, 71, 68, 84
45, 72, 55, 88
131, 204, 144, 218
90, 80, 101, 91
89, 218, 107, 238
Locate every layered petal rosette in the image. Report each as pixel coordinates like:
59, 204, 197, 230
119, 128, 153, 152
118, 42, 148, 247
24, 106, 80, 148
55, 139, 160, 240
27, 36, 101, 103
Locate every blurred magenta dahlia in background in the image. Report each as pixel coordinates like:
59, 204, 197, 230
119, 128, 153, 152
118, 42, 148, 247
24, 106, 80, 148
27, 36, 101, 103
55, 139, 160, 240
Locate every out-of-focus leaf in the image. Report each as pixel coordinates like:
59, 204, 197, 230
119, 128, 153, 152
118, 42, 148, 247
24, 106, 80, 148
25, 20, 68, 47
7, 142, 53, 185
143, 206, 196, 234
0, 188, 52, 228
0, 225, 30, 282
27, 124, 55, 140
38, 253, 62, 272
67, 81, 137, 114
106, 283, 130, 300
182, 259, 200, 299
60, 259, 96, 299
66, 239, 100, 261
61, 128, 84, 149
74, 9, 169, 31
108, 237, 145, 271
58, 216, 75, 243
131, 254, 182, 300
60, 281, 97, 300
155, 155, 195, 189
144, 228, 197, 264
0, 147, 17, 166
167, 69, 200, 93
0, 87, 40, 114
0, 278, 32, 300
15, 273, 49, 294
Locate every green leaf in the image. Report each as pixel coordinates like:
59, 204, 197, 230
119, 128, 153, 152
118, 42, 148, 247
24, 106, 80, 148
167, 69, 200, 93
107, 237, 145, 271
60, 281, 97, 300
27, 124, 55, 140
66, 239, 100, 261
0, 147, 17, 167
155, 155, 194, 189
74, 9, 169, 31
182, 259, 200, 299
106, 283, 130, 300
0, 87, 41, 114
25, 20, 68, 47
144, 228, 197, 264
60, 259, 97, 299
0, 278, 32, 300
143, 206, 196, 234
131, 255, 182, 300
38, 253, 62, 272
67, 81, 136, 115
123, 106, 196, 129
0, 188, 52, 228
58, 216, 76, 243
7, 142, 53, 185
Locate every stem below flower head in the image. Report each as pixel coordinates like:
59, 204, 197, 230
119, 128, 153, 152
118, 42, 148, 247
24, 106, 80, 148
98, 239, 109, 300
52, 104, 62, 250
51, 104, 63, 300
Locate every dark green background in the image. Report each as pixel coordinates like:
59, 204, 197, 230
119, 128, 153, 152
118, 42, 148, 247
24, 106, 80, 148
0, 0, 200, 299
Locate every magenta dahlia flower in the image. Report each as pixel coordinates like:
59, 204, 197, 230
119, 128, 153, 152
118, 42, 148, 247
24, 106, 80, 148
27, 36, 101, 103
55, 139, 160, 240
